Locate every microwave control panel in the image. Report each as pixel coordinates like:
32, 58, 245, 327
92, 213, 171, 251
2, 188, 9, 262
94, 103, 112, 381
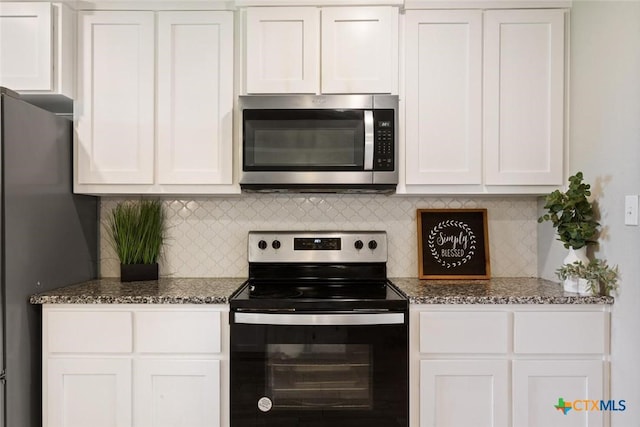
373, 110, 395, 171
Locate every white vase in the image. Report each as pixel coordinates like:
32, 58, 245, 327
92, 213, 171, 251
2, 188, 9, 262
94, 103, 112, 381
577, 278, 594, 295
562, 246, 590, 293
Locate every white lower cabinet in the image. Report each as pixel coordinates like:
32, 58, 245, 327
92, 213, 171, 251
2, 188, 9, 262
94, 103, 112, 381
43, 305, 229, 427
512, 360, 604, 427
135, 359, 220, 427
420, 360, 509, 427
47, 358, 132, 427
411, 305, 610, 427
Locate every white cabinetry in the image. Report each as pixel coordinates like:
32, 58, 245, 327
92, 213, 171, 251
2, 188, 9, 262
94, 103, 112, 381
75, 10, 235, 194
245, 7, 319, 93
48, 358, 133, 427
135, 359, 220, 426
0, 2, 74, 96
513, 360, 604, 427
244, 6, 398, 94
43, 305, 229, 427
403, 8, 566, 193
483, 9, 565, 186
410, 305, 610, 427
405, 10, 482, 186
512, 311, 607, 427
76, 11, 155, 186
420, 360, 509, 427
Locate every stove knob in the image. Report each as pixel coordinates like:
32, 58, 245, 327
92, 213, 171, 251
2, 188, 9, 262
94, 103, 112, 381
354, 240, 364, 250
368, 240, 378, 250
258, 240, 268, 250
272, 240, 281, 250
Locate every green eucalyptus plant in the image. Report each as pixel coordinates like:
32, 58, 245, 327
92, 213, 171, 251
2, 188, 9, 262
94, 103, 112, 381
556, 259, 619, 296
107, 199, 166, 265
538, 172, 599, 249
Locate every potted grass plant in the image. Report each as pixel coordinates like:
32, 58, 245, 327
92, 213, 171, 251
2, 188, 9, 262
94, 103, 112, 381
107, 199, 166, 282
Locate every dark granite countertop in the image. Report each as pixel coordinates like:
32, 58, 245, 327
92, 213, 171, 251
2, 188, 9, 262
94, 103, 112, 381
391, 277, 614, 304
29, 278, 246, 305
30, 277, 613, 305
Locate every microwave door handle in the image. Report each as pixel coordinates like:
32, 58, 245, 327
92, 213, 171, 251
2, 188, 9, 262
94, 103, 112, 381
364, 110, 374, 170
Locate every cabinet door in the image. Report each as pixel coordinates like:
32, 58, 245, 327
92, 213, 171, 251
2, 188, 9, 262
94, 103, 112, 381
157, 11, 233, 185
483, 9, 565, 186
405, 10, 482, 185
245, 7, 320, 94
420, 360, 509, 427
321, 7, 398, 94
47, 358, 132, 427
513, 360, 605, 427
76, 11, 155, 185
135, 359, 221, 427
0, 2, 52, 91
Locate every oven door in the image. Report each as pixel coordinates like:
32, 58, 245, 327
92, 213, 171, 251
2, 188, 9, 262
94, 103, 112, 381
230, 311, 408, 427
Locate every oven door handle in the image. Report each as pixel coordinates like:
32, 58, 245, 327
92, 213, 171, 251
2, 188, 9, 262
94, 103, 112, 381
234, 312, 405, 326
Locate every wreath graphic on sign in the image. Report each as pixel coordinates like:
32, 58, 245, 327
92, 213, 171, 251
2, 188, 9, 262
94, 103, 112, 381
427, 220, 477, 269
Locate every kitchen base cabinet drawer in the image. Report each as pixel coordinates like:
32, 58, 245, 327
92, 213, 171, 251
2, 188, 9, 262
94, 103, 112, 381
135, 310, 222, 354
46, 310, 133, 354
419, 311, 509, 354
514, 311, 607, 354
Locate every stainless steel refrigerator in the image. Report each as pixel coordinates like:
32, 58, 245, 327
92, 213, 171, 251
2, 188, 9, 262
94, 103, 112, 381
0, 87, 98, 427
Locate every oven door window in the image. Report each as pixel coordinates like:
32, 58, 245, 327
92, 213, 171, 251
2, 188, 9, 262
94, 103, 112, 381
267, 344, 371, 410
243, 110, 364, 171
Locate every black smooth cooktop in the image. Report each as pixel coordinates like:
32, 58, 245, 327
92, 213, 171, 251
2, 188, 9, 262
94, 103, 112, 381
230, 279, 408, 312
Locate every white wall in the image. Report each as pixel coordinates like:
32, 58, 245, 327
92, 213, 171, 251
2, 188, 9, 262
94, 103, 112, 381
539, 1, 640, 424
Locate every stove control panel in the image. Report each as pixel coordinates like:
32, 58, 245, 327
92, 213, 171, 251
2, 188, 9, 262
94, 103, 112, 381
248, 231, 387, 263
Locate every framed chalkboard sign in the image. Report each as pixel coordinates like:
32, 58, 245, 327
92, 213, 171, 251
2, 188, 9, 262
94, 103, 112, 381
417, 209, 491, 279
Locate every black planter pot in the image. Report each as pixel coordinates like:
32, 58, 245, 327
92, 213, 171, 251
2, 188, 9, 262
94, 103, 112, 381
120, 263, 159, 282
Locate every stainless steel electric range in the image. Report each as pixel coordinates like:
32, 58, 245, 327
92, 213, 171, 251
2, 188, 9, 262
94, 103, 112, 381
230, 231, 408, 427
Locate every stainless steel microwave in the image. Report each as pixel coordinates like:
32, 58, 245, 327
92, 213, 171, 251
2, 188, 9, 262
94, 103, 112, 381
239, 95, 398, 193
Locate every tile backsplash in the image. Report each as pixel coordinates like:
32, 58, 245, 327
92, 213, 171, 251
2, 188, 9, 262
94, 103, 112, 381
99, 195, 538, 278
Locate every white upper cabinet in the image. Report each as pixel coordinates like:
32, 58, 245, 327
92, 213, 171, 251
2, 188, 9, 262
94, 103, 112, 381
75, 10, 235, 194
244, 6, 398, 94
483, 9, 565, 186
405, 10, 482, 186
156, 11, 234, 186
321, 7, 397, 94
245, 7, 320, 94
0, 2, 74, 96
403, 8, 566, 193
76, 11, 155, 185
